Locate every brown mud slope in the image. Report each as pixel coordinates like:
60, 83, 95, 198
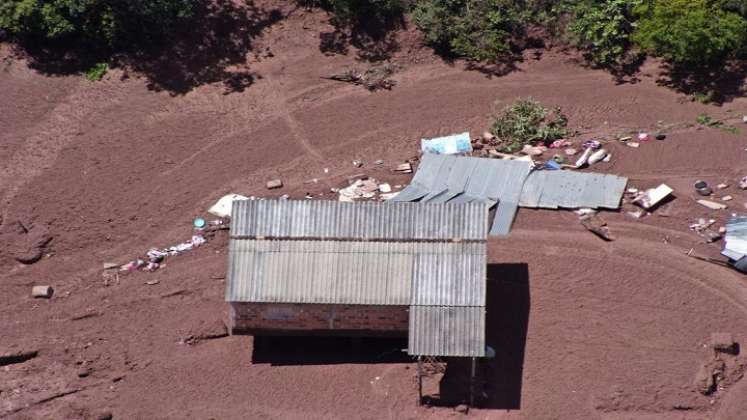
2, 2, 747, 419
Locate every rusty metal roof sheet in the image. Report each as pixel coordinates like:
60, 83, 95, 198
408, 306, 486, 357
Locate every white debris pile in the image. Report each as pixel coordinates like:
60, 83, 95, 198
337, 178, 400, 202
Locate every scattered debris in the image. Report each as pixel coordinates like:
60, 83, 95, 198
694, 180, 712, 196
421, 132, 472, 155
32, 285, 54, 299
353, 160, 363, 168
722, 195, 733, 201
521, 144, 545, 156
394, 162, 412, 173
579, 213, 613, 241
0, 349, 39, 366
588, 149, 607, 165
574, 148, 593, 167
626, 142, 640, 148
739, 176, 747, 190
77, 367, 92, 378
549, 139, 572, 149
564, 148, 577, 156
325, 63, 398, 91
374, 159, 384, 165
655, 133, 666, 140
70, 311, 101, 321
102, 262, 119, 270
619, 136, 632, 142
455, 404, 469, 414
266, 179, 283, 189
638, 133, 650, 141
208, 194, 249, 218
582, 140, 601, 149
697, 199, 727, 210
378, 183, 392, 193
694, 359, 724, 395
633, 184, 673, 209
711, 333, 738, 355
722, 215, 747, 273
193, 217, 206, 228
717, 183, 729, 190
145, 279, 160, 285
338, 178, 381, 202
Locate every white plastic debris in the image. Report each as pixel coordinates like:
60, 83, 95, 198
378, 183, 392, 193
380, 192, 400, 201
627, 142, 640, 148
208, 194, 249, 218
575, 148, 593, 167
634, 184, 673, 209
588, 149, 608, 165
32, 285, 54, 298
698, 199, 727, 210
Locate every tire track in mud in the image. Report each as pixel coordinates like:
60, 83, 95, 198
0, 78, 128, 224
505, 225, 747, 316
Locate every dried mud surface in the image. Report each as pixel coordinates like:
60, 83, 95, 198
2, 3, 747, 419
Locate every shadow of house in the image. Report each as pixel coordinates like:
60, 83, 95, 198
433, 263, 529, 409
9, 0, 283, 95
252, 335, 411, 365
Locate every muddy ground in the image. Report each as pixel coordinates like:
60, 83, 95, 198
2, 2, 747, 419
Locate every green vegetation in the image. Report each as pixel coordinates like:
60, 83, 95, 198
412, 0, 527, 62
696, 113, 740, 134
85, 62, 108, 81
0, 0, 194, 49
633, 0, 747, 69
567, 0, 640, 68
490, 98, 569, 152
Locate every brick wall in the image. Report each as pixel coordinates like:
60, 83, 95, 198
230, 302, 409, 336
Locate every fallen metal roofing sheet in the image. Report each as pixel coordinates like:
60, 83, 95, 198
408, 306, 486, 357
519, 170, 627, 209
722, 215, 747, 260
226, 240, 486, 305
390, 154, 532, 236
230, 199, 488, 240
391, 154, 627, 235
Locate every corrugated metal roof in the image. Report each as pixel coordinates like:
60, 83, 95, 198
226, 240, 485, 305
390, 154, 532, 236
231, 199, 487, 240
519, 170, 627, 209
408, 306, 486, 357
391, 154, 627, 235
723, 215, 747, 260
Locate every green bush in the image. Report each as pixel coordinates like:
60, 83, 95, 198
0, 0, 194, 49
490, 98, 569, 152
633, 0, 747, 68
568, 0, 641, 68
412, 0, 527, 62
85, 62, 108, 81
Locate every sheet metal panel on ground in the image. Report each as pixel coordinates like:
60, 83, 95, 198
226, 199, 488, 357
391, 154, 627, 235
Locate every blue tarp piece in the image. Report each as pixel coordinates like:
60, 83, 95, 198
421, 132, 473, 155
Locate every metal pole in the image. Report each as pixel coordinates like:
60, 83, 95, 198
470, 357, 476, 408
417, 356, 423, 405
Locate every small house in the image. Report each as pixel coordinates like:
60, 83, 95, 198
225, 199, 488, 358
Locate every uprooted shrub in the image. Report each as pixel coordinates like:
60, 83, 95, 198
490, 98, 569, 152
